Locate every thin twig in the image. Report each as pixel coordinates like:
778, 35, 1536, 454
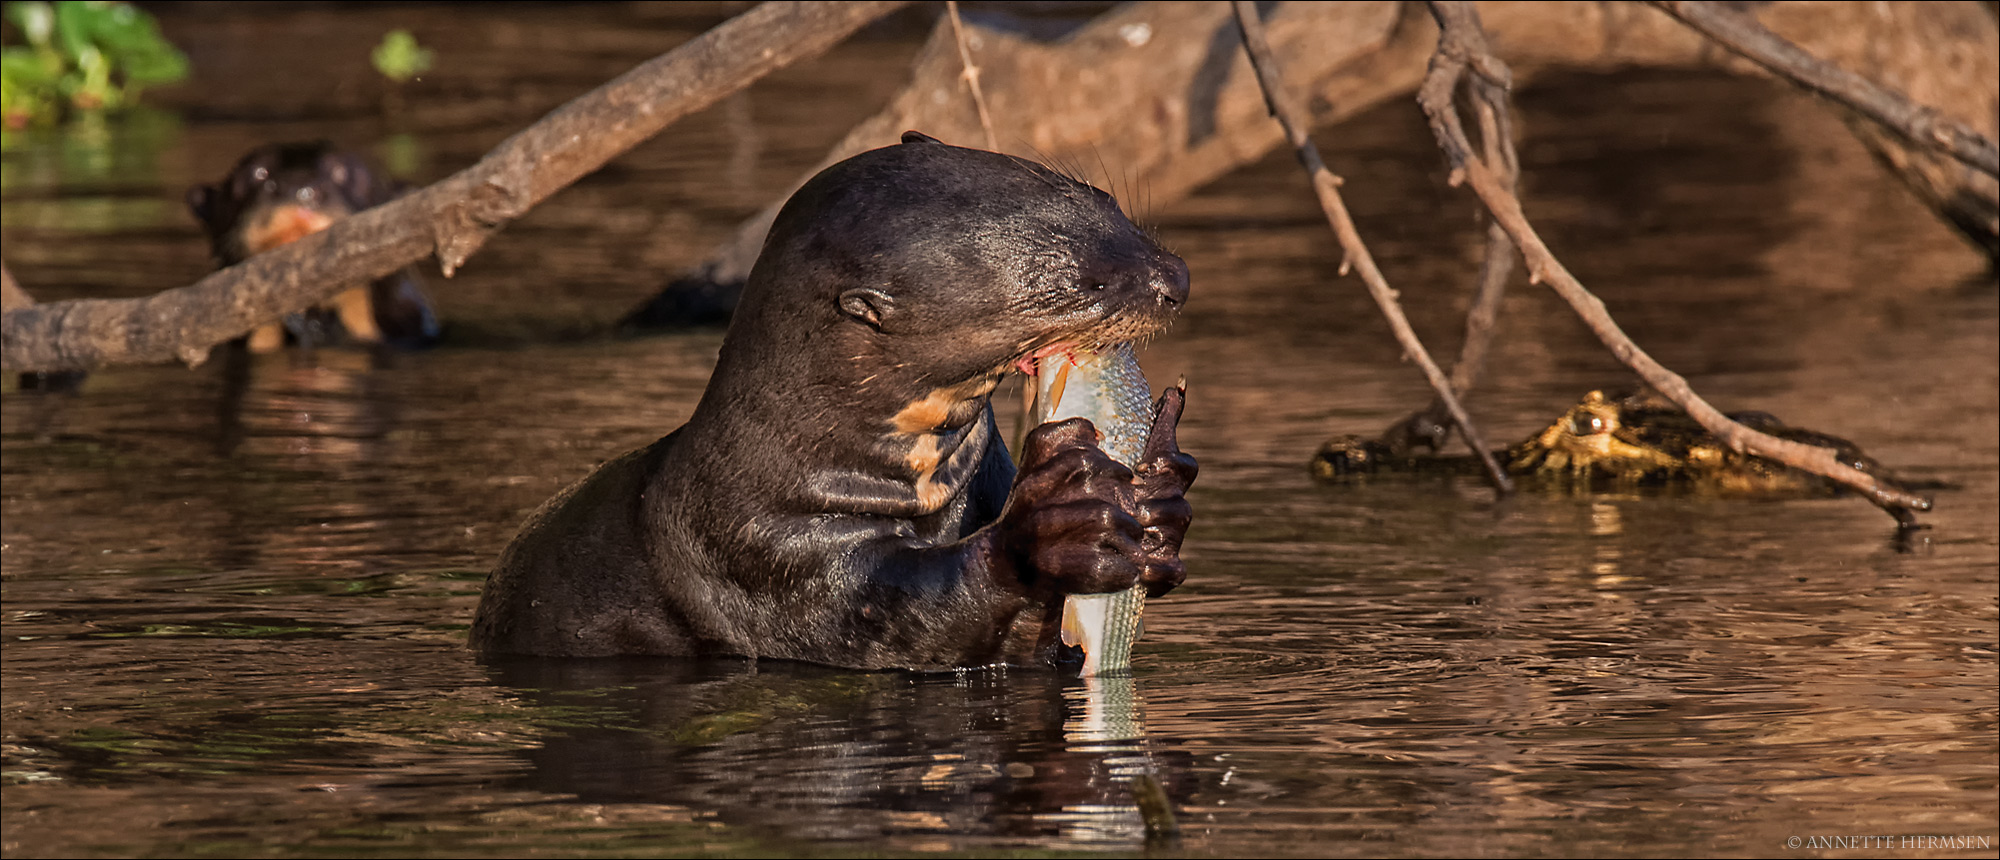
945, 0, 999, 152
1386, 55, 1520, 455
1448, 71, 1520, 399
1419, 0, 1932, 524
1648, 1, 1997, 179
1, 1, 909, 373
1231, 0, 1513, 496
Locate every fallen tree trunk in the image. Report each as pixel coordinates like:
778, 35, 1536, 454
1, 0, 909, 374
659, 0, 1995, 303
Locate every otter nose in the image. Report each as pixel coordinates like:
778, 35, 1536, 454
1151, 253, 1190, 307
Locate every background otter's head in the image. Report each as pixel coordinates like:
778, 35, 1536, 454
727, 132, 1189, 398
187, 142, 391, 266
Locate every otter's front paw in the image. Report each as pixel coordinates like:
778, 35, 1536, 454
1003, 418, 1145, 595
1134, 385, 1196, 598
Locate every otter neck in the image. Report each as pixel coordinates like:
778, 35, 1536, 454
688, 338, 1007, 520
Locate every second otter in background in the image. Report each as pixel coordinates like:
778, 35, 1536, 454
187, 141, 440, 352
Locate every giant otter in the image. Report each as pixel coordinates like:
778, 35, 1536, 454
471, 132, 1196, 670
188, 141, 440, 352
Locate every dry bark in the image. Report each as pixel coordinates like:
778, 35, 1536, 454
674, 0, 1997, 292
1, 0, 909, 373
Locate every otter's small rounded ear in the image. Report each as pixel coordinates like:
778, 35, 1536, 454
900, 130, 942, 145
186, 185, 215, 224
839, 287, 894, 328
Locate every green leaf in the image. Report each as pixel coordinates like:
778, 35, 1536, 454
2, 1, 184, 124
4, 2, 55, 48
371, 29, 432, 83
88, 1, 186, 84
1, 45, 59, 87
50, 1, 93, 65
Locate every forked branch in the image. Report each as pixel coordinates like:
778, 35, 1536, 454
1419, 0, 1933, 524
1231, 0, 1513, 495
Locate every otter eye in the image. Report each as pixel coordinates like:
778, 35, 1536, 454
1089, 283, 1107, 291
251, 166, 269, 182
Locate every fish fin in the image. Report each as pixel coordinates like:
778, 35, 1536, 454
1046, 362, 1071, 420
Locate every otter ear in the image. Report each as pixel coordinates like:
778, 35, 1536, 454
186, 185, 217, 226
839, 287, 894, 328
900, 130, 942, 145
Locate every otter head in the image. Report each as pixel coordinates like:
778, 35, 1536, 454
187, 142, 386, 265
693, 132, 1188, 517
722, 132, 1188, 420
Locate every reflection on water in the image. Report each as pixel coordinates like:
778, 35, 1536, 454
2, 4, 1995, 858
479, 658, 1192, 850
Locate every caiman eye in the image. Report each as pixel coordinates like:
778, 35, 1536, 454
1568, 413, 1607, 435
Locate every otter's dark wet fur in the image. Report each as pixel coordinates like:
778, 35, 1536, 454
471, 133, 1196, 670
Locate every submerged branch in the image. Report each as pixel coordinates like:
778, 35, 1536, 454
1419, 0, 1933, 524
1231, 0, 1514, 496
1, 0, 909, 374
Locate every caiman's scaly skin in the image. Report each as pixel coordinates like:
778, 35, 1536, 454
1313, 390, 1918, 497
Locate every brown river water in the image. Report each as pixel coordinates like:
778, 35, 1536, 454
3, 4, 1995, 857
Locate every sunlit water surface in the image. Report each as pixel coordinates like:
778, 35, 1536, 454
3, 5, 1995, 858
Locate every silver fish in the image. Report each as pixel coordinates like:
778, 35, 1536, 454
1034, 342, 1154, 677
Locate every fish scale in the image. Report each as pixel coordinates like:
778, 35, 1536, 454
1035, 342, 1151, 677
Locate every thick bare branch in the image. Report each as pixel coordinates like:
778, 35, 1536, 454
1, 0, 908, 373
1420, 0, 1934, 524
1231, 0, 1514, 496
1650, 0, 1998, 179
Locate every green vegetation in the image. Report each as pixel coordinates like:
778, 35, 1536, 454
0, 1, 188, 129
369, 28, 431, 84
